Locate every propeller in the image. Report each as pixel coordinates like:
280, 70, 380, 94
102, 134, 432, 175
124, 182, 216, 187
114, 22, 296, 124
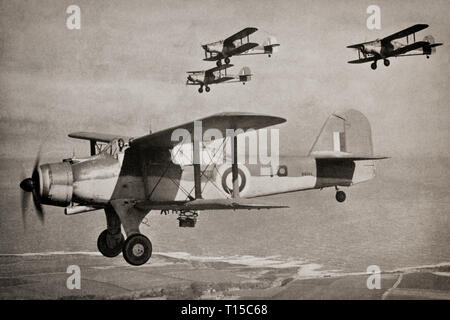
19, 150, 44, 228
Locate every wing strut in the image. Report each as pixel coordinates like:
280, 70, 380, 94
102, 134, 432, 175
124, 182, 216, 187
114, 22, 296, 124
232, 135, 239, 198
89, 140, 96, 156
193, 125, 202, 199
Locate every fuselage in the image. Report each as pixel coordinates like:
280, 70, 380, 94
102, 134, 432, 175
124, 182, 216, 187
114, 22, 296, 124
35, 149, 375, 209
361, 40, 404, 58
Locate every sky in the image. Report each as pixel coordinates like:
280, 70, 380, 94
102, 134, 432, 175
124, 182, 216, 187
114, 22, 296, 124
0, 0, 449, 163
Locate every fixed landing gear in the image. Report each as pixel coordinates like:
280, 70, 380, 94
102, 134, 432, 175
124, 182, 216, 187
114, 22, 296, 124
198, 86, 210, 93
216, 60, 222, 67
383, 59, 390, 67
426, 55, 430, 59
224, 57, 230, 64
370, 61, 377, 70
335, 190, 346, 203
122, 234, 152, 266
97, 229, 125, 257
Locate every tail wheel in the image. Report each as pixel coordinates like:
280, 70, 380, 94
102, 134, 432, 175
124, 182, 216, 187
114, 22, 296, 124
122, 234, 152, 266
336, 190, 346, 203
97, 229, 124, 258
383, 59, 390, 67
205, 86, 210, 92
224, 57, 230, 64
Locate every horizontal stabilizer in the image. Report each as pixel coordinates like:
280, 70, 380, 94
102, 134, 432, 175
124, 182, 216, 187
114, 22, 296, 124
135, 198, 288, 211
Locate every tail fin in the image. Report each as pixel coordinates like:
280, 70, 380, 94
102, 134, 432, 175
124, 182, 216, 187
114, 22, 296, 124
423, 35, 436, 55
238, 66, 252, 82
422, 35, 443, 55
263, 36, 280, 54
308, 109, 377, 159
310, 110, 386, 187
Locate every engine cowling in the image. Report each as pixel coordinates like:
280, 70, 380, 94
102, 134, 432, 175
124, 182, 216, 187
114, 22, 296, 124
39, 162, 73, 206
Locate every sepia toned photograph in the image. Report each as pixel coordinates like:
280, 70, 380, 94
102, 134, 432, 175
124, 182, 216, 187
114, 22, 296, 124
0, 0, 449, 304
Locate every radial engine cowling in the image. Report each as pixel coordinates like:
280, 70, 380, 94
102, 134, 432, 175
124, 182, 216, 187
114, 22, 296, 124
39, 162, 73, 207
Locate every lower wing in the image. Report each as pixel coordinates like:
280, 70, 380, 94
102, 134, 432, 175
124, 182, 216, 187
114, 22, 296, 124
347, 56, 377, 64
135, 198, 288, 211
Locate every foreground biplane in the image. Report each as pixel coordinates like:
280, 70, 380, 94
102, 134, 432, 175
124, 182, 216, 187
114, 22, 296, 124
186, 64, 251, 93
20, 110, 386, 266
347, 24, 443, 70
202, 27, 280, 66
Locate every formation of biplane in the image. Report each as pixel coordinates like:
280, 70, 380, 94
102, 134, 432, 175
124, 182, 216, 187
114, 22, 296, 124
19, 24, 442, 266
347, 24, 443, 70
186, 27, 280, 93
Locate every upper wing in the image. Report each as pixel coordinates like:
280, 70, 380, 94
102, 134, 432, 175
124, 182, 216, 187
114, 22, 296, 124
135, 198, 288, 211
68, 132, 131, 143
347, 56, 377, 64
347, 40, 376, 49
382, 24, 428, 43
130, 112, 287, 150
223, 27, 258, 46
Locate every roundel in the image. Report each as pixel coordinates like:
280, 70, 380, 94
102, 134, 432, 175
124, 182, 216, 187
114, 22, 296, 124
221, 167, 247, 194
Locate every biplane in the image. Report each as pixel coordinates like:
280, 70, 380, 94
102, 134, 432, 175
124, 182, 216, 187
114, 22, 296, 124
186, 64, 251, 93
202, 27, 280, 67
20, 110, 387, 266
347, 24, 443, 70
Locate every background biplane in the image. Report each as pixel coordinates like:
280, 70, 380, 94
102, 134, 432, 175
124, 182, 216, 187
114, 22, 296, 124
202, 27, 280, 67
347, 24, 443, 70
186, 64, 252, 93
19, 110, 386, 266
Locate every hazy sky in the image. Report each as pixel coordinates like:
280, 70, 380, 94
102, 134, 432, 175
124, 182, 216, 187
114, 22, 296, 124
1, 0, 449, 162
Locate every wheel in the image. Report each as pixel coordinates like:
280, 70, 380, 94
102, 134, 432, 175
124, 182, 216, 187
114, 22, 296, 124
122, 234, 152, 266
426, 55, 430, 59
224, 57, 230, 64
205, 86, 210, 92
370, 62, 377, 70
383, 59, 390, 67
198, 87, 203, 93
97, 229, 124, 258
216, 60, 222, 67
336, 190, 346, 203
